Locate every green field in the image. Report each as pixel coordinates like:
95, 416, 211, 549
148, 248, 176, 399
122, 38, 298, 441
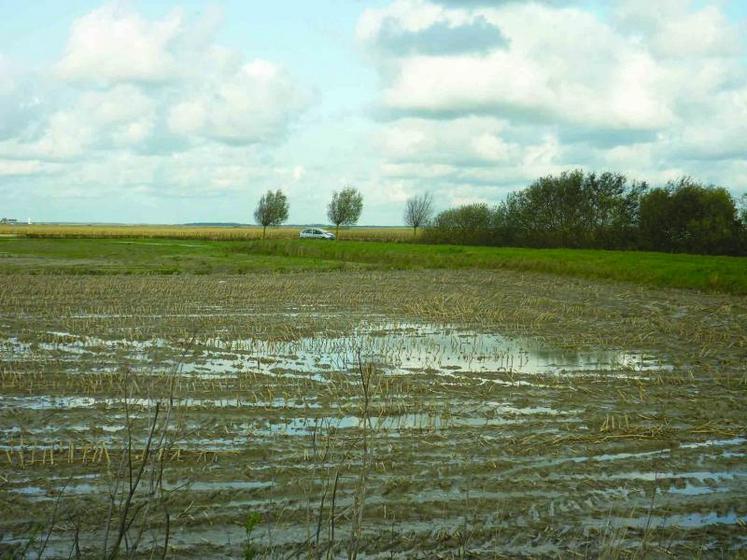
1, 236, 745, 294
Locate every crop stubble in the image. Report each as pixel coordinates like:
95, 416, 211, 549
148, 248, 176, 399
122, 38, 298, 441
0, 270, 745, 558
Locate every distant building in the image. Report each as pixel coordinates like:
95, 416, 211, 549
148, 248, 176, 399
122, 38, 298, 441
0, 218, 18, 225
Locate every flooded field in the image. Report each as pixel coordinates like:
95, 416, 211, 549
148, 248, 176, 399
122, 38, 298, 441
0, 271, 745, 558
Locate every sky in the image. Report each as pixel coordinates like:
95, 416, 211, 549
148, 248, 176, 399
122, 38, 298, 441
1, 0, 746, 225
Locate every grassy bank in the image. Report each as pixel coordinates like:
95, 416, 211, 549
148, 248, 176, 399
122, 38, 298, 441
238, 239, 747, 294
0, 236, 745, 294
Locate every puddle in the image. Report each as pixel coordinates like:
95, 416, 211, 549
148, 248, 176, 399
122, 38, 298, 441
548, 470, 744, 497
1, 322, 670, 381
3, 314, 735, 555
203, 322, 670, 377
7, 479, 274, 500
500, 437, 747, 476
606, 511, 745, 529
0, 395, 321, 411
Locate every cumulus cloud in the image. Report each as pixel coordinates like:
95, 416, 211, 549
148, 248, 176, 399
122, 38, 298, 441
0, 159, 60, 177
368, 3, 674, 132
2, 0, 746, 224
379, 116, 524, 165
614, 0, 742, 57
0, 55, 49, 142
167, 57, 308, 145
55, 3, 184, 84
376, 116, 566, 206
0, 0, 310, 205
361, 5, 507, 56
360, 0, 747, 203
79, 85, 157, 146
0, 84, 158, 160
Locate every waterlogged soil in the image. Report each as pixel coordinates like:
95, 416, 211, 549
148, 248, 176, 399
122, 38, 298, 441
0, 270, 745, 558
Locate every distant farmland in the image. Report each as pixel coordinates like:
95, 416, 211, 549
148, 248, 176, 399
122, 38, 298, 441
0, 223, 413, 242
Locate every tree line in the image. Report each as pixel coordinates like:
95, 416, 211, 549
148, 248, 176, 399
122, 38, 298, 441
254, 186, 433, 238
423, 171, 747, 256
253, 170, 746, 255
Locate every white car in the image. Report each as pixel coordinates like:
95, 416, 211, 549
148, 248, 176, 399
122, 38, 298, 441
299, 228, 336, 240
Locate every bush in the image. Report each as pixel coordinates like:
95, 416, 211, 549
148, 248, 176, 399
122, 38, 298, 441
424, 203, 496, 245
423, 171, 743, 256
639, 178, 741, 254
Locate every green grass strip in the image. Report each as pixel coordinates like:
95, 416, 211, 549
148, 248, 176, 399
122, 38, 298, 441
1, 237, 745, 294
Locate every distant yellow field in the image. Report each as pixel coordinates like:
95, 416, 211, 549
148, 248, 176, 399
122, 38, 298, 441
0, 224, 414, 242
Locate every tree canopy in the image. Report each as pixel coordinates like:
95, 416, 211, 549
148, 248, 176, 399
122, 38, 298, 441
327, 187, 363, 237
423, 170, 745, 255
254, 189, 289, 238
639, 178, 740, 254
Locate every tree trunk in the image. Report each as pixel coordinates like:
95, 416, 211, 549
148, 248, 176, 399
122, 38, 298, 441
335, 224, 339, 239
262, 225, 267, 239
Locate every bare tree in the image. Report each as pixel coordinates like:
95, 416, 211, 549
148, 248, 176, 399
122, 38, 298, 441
327, 187, 363, 238
254, 189, 289, 239
404, 192, 434, 236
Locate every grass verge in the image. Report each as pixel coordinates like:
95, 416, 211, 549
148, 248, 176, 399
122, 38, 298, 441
235, 240, 747, 294
0, 237, 745, 294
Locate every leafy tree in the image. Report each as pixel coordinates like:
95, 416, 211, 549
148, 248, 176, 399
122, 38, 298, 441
254, 189, 289, 239
327, 187, 363, 237
583, 172, 647, 249
427, 203, 495, 245
639, 187, 672, 252
422, 170, 742, 256
640, 178, 740, 254
404, 192, 434, 236
492, 170, 646, 249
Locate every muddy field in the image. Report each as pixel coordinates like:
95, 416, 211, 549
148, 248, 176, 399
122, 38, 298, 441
0, 270, 745, 558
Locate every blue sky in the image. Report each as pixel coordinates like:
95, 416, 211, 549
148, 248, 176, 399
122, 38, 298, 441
1, 0, 746, 224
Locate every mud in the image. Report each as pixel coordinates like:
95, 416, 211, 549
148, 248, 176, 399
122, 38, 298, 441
0, 270, 745, 558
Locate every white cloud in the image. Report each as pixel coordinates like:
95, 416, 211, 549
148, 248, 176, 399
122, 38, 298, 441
1, 0, 310, 199
2, 0, 746, 225
56, 3, 183, 84
51, 4, 309, 149
471, 132, 513, 162
375, 116, 566, 208
0, 159, 60, 177
0, 54, 49, 141
0, 110, 95, 160
614, 1, 742, 57
80, 85, 156, 147
360, 0, 747, 204
167, 101, 205, 136
292, 166, 305, 181
379, 116, 545, 169
651, 6, 741, 58
358, 0, 455, 40
79, 85, 154, 126
0, 84, 157, 159
373, 3, 674, 131
167, 57, 308, 145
